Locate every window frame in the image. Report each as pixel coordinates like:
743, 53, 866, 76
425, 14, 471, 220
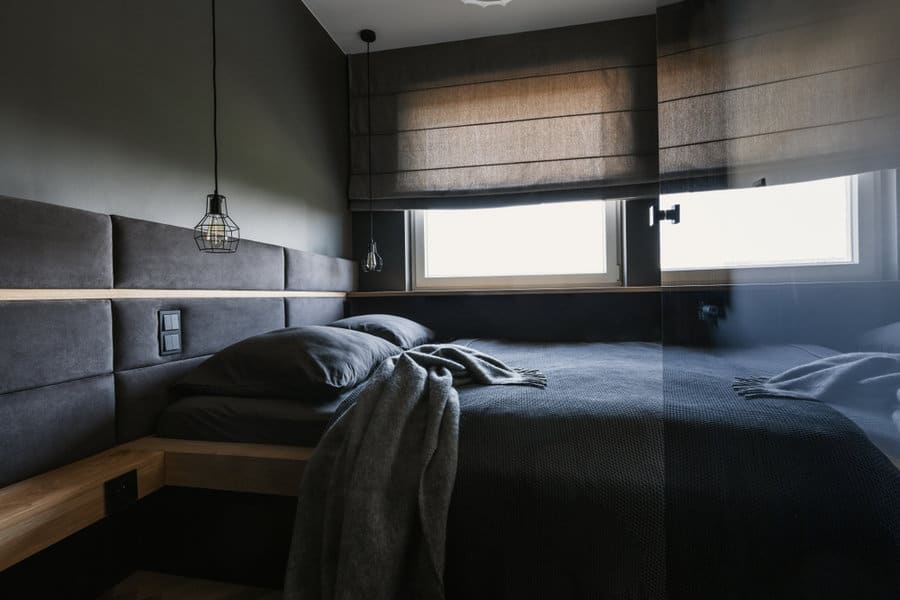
660, 172, 890, 285
411, 200, 621, 291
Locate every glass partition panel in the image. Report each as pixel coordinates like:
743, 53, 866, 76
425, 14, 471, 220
657, 0, 900, 596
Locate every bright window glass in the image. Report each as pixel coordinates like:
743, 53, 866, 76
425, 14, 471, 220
422, 201, 608, 278
413, 200, 619, 290
660, 176, 856, 272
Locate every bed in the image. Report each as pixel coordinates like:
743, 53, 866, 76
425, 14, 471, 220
157, 339, 900, 598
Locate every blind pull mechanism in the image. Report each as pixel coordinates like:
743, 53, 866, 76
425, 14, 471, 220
650, 203, 680, 226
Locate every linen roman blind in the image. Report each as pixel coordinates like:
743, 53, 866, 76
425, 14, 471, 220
348, 16, 659, 210
657, 0, 900, 191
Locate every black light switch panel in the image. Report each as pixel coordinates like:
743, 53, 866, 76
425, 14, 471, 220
104, 469, 138, 516
159, 309, 182, 356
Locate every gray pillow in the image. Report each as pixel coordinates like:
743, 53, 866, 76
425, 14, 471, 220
328, 314, 435, 350
855, 321, 900, 353
175, 325, 400, 401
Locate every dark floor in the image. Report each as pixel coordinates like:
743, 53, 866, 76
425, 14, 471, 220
97, 571, 280, 600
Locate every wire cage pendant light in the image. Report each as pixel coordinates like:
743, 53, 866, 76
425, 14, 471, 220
195, 0, 240, 253
195, 193, 239, 253
360, 28, 383, 273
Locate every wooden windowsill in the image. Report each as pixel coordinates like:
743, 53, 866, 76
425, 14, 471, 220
349, 279, 900, 298
349, 286, 662, 298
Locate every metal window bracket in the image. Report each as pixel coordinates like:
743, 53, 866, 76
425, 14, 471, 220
652, 203, 680, 226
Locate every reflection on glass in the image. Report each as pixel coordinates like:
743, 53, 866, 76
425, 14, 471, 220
660, 176, 856, 271
657, 0, 900, 593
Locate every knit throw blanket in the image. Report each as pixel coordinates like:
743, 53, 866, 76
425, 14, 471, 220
283, 344, 546, 600
734, 353, 900, 433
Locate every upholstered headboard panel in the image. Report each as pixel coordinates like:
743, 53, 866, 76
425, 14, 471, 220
286, 297, 347, 327
113, 216, 285, 290
115, 357, 212, 444
0, 195, 113, 288
0, 300, 115, 486
112, 298, 286, 440
0, 377, 116, 488
0, 196, 354, 485
0, 301, 112, 394
285, 248, 356, 292
112, 298, 286, 371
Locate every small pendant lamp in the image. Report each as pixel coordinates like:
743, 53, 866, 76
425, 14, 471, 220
360, 29, 383, 273
194, 0, 239, 253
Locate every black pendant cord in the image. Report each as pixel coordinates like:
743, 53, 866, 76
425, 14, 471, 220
212, 0, 219, 196
366, 39, 375, 245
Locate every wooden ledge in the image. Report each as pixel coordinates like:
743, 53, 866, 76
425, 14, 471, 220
5, 437, 894, 573
0, 438, 313, 571
0, 445, 165, 572
0, 289, 347, 301
128, 438, 312, 497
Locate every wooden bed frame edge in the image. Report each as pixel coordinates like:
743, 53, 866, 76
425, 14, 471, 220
1, 439, 896, 573
0, 437, 312, 572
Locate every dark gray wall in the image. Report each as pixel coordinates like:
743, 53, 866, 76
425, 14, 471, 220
352, 211, 409, 292
0, 0, 349, 256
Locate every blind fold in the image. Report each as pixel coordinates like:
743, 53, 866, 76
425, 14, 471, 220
657, 0, 900, 191
349, 17, 659, 210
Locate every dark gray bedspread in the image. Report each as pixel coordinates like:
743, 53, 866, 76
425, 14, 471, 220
445, 340, 900, 600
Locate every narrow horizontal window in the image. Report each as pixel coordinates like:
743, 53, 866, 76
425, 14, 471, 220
658, 175, 889, 284
662, 177, 855, 271
413, 201, 620, 290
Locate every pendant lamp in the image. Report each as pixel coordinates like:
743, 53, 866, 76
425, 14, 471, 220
360, 29, 383, 273
194, 0, 239, 253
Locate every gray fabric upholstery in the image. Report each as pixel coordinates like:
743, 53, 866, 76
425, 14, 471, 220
284, 248, 356, 292
0, 375, 115, 487
0, 300, 113, 395
0, 196, 112, 288
112, 298, 285, 371
112, 216, 285, 290
115, 357, 211, 442
285, 297, 347, 328
0, 202, 356, 484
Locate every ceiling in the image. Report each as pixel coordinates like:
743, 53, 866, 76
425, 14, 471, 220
301, 0, 657, 54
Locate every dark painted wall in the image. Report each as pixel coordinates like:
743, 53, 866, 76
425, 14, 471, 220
0, 0, 349, 256
352, 211, 409, 291
350, 293, 662, 343
351, 282, 900, 350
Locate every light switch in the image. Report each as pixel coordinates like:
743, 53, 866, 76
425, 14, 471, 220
163, 313, 180, 331
158, 310, 183, 356
163, 332, 181, 353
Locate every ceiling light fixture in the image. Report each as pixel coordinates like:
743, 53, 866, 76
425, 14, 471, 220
194, 0, 240, 253
360, 28, 383, 273
462, 0, 512, 7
